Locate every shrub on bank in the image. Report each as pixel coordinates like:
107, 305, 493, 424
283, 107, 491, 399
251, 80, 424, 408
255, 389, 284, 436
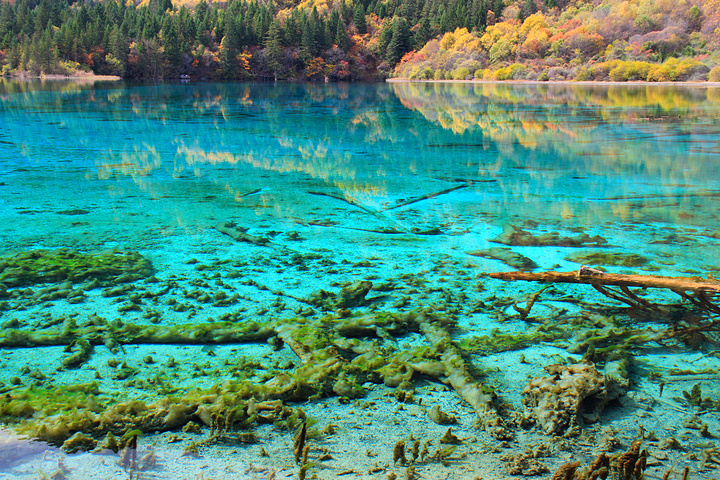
710, 66, 720, 82
482, 63, 528, 80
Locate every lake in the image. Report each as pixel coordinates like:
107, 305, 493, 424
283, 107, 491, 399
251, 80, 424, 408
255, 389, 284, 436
1, 79, 719, 478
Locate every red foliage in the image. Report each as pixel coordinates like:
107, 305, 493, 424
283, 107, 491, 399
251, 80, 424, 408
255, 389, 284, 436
556, 17, 581, 34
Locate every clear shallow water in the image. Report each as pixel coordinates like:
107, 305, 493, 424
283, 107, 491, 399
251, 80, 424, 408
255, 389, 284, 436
2, 79, 720, 478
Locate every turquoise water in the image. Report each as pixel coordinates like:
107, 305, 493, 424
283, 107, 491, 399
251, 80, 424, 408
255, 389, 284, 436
2, 79, 720, 478
3, 81, 720, 256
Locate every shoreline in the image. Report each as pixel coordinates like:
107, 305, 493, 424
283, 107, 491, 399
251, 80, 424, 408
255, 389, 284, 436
3, 73, 122, 82
387, 77, 720, 87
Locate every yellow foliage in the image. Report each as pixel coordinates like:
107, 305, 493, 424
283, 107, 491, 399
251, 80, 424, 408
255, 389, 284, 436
520, 13, 548, 35
608, 60, 653, 81
305, 57, 329, 78
709, 66, 720, 82
480, 22, 519, 51
295, 0, 331, 16
439, 30, 458, 50
438, 28, 482, 52
608, 0, 639, 20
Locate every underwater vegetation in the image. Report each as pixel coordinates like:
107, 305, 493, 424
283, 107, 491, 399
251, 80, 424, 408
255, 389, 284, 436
0, 249, 152, 288
0, 236, 719, 478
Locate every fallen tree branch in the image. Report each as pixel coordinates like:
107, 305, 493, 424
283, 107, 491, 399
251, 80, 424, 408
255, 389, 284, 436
488, 267, 720, 314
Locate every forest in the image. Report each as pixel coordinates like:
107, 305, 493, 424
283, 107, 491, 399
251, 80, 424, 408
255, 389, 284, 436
0, 0, 719, 82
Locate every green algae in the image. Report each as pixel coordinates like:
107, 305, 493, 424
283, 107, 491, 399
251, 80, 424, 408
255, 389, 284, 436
458, 328, 569, 356
564, 251, 649, 268
0, 248, 153, 288
491, 225, 608, 247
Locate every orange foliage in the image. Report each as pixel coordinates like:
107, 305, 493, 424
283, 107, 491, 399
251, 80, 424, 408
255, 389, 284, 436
392, 0, 719, 82
305, 57, 329, 79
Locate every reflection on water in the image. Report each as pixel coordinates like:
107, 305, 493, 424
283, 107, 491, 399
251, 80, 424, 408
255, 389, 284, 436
0, 80, 720, 244
2, 79, 720, 245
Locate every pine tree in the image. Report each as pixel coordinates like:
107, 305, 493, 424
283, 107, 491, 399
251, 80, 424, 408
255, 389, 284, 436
414, 16, 431, 48
521, 0, 537, 20
353, 3, 366, 35
161, 15, 181, 69
377, 18, 393, 54
334, 16, 349, 51
300, 10, 319, 61
265, 19, 282, 78
285, 11, 301, 46
385, 16, 411, 65
219, 24, 240, 78
34, 0, 50, 33
0, 2, 14, 49
108, 25, 128, 72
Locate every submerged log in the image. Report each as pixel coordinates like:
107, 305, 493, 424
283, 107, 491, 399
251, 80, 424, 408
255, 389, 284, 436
489, 268, 720, 293
488, 267, 720, 313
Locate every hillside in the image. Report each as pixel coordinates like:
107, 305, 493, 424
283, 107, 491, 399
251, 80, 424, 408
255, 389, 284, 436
1, 0, 719, 81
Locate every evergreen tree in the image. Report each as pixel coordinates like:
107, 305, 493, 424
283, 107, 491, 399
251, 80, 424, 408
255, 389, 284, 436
265, 19, 282, 78
377, 18, 393, 54
34, 0, 50, 33
108, 24, 128, 67
321, 17, 332, 51
285, 11, 301, 46
196, 0, 209, 21
219, 34, 237, 78
492, 0, 504, 19
161, 15, 181, 69
385, 16, 411, 65
0, 2, 14, 49
300, 10, 319, 60
353, 3, 366, 35
414, 16, 431, 48
520, 0, 537, 20
334, 16, 348, 51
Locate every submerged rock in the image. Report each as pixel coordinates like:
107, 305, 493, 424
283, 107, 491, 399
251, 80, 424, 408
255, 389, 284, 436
467, 247, 538, 271
491, 225, 607, 247
522, 362, 608, 435
565, 251, 648, 268
308, 280, 373, 310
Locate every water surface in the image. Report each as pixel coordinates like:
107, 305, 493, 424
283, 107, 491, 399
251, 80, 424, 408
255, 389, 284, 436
1, 79, 720, 478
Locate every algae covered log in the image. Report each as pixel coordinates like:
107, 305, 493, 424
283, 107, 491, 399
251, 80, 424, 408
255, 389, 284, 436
0, 320, 277, 348
419, 316, 512, 440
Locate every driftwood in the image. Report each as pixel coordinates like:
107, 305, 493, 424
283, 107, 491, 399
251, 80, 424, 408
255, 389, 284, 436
488, 267, 720, 314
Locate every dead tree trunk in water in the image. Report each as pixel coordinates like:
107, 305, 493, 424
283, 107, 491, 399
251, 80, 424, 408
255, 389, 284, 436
488, 267, 720, 314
